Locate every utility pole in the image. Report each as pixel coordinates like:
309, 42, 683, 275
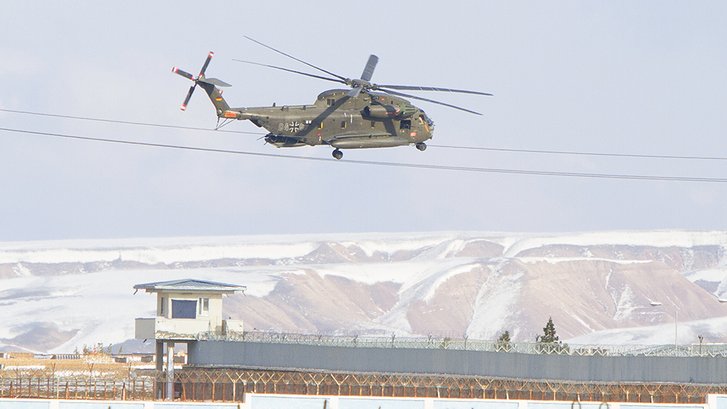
649, 300, 678, 350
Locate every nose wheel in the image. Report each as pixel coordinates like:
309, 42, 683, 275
332, 149, 343, 160
416, 142, 427, 151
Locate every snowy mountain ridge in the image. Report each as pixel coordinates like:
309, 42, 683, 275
1, 230, 726, 353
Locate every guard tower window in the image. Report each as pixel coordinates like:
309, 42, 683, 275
198, 297, 209, 316
340, 121, 347, 129
400, 120, 412, 130
327, 98, 336, 106
370, 121, 376, 128
171, 299, 197, 319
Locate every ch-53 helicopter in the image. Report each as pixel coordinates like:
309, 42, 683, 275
172, 37, 492, 160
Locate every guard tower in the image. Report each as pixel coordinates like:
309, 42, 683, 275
134, 279, 245, 399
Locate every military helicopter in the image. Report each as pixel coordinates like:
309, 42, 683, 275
172, 37, 491, 160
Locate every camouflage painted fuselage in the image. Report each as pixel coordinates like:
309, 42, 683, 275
212, 87, 434, 149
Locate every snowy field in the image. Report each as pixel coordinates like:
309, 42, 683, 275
1, 231, 726, 353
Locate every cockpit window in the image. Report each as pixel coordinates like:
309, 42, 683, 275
419, 112, 434, 127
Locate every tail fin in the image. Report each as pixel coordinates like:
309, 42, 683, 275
172, 51, 232, 116
197, 80, 231, 115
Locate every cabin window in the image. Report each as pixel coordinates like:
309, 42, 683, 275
400, 120, 411, 130
198, 298, 209, 316
171, 299, 197, 319
340, 121, 347, 129
370, 121, 376, 128
327, 98, 336, 106
318, 122, 324, 129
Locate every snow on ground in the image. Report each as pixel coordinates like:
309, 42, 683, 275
0, 266, 273, 352
502, 231, 727, 258
686, 267, 727, 283
467, 260, 523, 340
316, 262, 431, 285
568, 315, 727, 345
1, 231, 726, 352
0, 240, 317, 264
518, 257, 653, 265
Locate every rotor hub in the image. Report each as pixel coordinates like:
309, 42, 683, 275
349, 78, 372, 90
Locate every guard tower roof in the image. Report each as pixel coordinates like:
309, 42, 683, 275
133, 279, 245, 294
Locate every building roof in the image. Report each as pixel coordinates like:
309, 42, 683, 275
133, 279, 246, 294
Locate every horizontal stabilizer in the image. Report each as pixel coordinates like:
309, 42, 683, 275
201, 77, 231, 87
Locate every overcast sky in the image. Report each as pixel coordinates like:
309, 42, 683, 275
1, 1, 726, 241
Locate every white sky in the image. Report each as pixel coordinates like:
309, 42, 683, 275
1, 1, 726, 241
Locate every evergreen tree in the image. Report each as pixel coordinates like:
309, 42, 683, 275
536, 317, 568, 354
536, 317, 560, 344
496, 330, 512, 352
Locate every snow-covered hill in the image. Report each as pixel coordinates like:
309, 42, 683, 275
1, 231, 726, 353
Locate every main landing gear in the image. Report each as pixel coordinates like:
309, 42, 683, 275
416, 142, 427, 151
332, 149, 343, 160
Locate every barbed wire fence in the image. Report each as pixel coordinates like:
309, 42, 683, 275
0, 366, 155, 400
201, 330, 727, 358
2, 366, 727, 404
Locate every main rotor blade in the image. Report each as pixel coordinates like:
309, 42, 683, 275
232, 59, 345, 85
374, 84, 493, 96
378, 88, 483, 115
347, 87, 363, 98
199, 51, 214, 76
360, 55, 379, 81
244, 36, 348, 82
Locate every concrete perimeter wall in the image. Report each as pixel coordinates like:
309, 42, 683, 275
6, 394, 727, 409
188, 341, 727, 383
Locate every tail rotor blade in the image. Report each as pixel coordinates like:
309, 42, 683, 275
181, 84, 197, 111
199, 51, 214, 76
360, 55, 378, 82
172, 67, 195, 81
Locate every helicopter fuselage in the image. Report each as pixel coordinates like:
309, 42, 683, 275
224, 89, 435, 149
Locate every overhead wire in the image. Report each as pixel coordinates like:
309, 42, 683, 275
0, 108, 264, 135
427, 144, 727, 161
2, 108, 726, 162
2, 126, 726, 184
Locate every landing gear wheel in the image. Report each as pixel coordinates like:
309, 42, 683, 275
332, 149, 343, 160
416, 142, 427, 151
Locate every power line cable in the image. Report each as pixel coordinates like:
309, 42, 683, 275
2, 126, 726, 184
428, 144, 727, 161
0, 108, 264, 135
3, 107, 725, 162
